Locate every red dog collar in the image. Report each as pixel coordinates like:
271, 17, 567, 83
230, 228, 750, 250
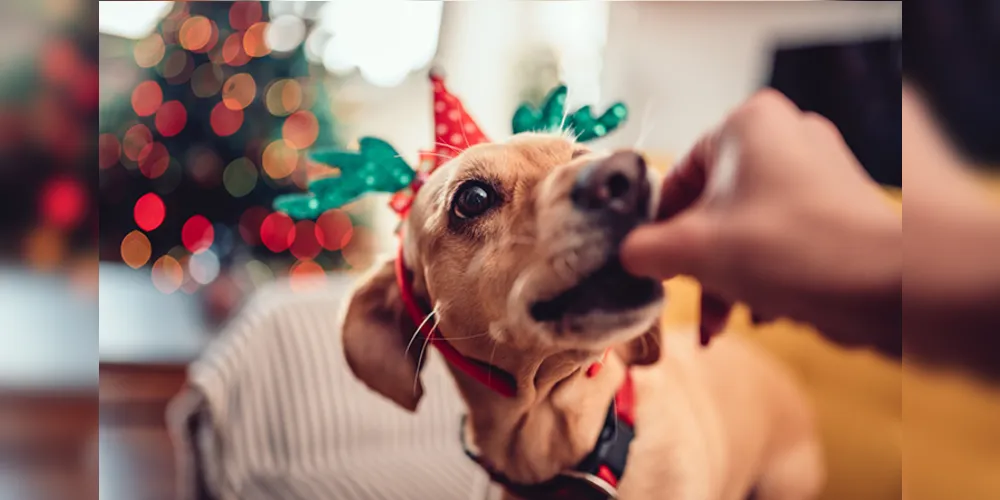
394, 243, 610, 398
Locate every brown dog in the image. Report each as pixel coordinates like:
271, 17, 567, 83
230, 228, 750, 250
341, 133, 824, 500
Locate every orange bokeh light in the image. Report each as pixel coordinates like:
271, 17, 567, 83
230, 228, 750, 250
155, 101, 187, 137
261, 140, 299, 179
315, 209, 354, 251
98, 133, 121, 169
210, 102, 244, 137
122, 124, 153, 161
152, 255, 184, 294
243, 22, 271, 58
222, 33, 251, 67
179, 16, 213, 51
282, 110, 319, 150
121, 230, 152, 269
131, 81, 163, 117
222, 73, 256, 110
229, 1, 263, 30
138, 142, 171, 179
134, 33, 166, 68
289, 260, 326, 292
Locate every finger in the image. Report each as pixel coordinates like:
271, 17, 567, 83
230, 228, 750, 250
699, 291, 732, 347
657, 129, 719, 220
620, 211, 713, 280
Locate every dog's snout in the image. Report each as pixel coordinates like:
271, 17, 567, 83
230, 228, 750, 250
571, 151, 649, 217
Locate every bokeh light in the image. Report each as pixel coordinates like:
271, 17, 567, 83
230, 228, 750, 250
182, 215, 215, 254
134, 193, 166, 232
289, 260, 326, 292
239, 207, 270, 245
290, 220, 321, 260
99, 133, 121, 169
137, 142, 171, 179
23, 227, 66, 272
134, 33, 166, 68
222, 157, 258, 197
265, 15, 306, 53
131, 80, 163, 116
260, 212, 296, 252
40, 177, 86, 230
243, 22, 271, 58
160, 49, 195, 85
210, 102, 244, 136
152, 255, 184, 294
261, 139, 298, 179
188, 148, 223, 188
191, 63, 225, 98
315, 209, 354, 251
342, 226, 375, 269
265, 78, 302, 116
121, 230, 152, 269
122, 124, 153, 161
155, 100, 187, 137
179, 16, 213, 51
189, 250, 221, 285
229, 1, 263, 31
222, 33, 251, 67
222, 73, 256, 110
282, 110, 319, 149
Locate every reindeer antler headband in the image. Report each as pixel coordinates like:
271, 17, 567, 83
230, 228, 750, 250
274, 72, 628, 220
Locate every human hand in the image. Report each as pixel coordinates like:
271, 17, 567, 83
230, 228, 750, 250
621, 89, 901, 350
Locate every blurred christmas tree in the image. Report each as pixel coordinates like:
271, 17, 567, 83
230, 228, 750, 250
99, 1, 358, 294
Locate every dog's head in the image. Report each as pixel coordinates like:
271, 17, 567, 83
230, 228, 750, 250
341, 133, 664, 410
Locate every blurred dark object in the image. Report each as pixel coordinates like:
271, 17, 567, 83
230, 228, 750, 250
904, 0, 1000, 169
768, 36, 902, 187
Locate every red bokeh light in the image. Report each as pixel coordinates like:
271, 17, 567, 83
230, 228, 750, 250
182, 215, 215, 254
138, 142, 170, 179
40, 177, 86, 230
315, 209, 354, 251
98, 133, 121, 169
259, 212, 296, 253
289, 259, 325, 292
156, 101, 188, 137
134, 193, 166, 232
238, 207, 269, 245
210, 102, 243, 137
290, 220, 321, 260
122, 124, 153, 161
229, 1, 263, 30
131, 80, 163, 117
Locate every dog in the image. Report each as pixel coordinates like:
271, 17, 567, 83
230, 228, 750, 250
340, 132, 824, 500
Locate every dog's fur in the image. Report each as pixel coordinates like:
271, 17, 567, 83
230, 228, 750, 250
341, 133, 824, 500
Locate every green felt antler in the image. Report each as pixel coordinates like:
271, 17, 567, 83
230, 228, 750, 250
512, 85, 629, 142
273, 137, 415, 220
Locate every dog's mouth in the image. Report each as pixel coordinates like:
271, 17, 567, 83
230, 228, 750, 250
529, 258, 662, 324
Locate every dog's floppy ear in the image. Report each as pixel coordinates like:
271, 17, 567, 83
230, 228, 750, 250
341, 259, 424, 411
615, 323, 662, 366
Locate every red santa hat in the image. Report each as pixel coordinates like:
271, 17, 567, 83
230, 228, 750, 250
429, 71, 489, 169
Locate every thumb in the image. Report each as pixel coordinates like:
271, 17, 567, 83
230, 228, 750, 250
620, 211, 715, 281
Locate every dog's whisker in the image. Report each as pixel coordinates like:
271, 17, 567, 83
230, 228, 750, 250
435, 141, 463, 153
398, 152, 454, 162
487, 335, 500, 386
443, 331, 492, 341
612, 396, 620, 441
458, 112, 472, 149
413, 311, 442, 395
405, 307, 438, 358
633, 100, 656, 151
558, 88, 572, 135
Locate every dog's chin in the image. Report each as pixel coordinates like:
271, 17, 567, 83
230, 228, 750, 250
526, 258, 663, 346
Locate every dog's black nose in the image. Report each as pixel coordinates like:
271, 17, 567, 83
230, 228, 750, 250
571, 151, 649, 217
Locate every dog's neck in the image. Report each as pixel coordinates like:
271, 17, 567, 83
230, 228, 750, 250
450, 350, 627, 485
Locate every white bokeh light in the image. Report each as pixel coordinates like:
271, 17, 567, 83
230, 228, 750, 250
98, 1, 174, 40
189, 250, 221, 285
265, 14, 307, 53
319, 0, 443, 87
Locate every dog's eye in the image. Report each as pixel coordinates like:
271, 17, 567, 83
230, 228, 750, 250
452, 182, 495, 219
